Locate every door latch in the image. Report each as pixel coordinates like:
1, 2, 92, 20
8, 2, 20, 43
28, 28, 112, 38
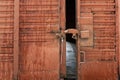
50, 30, 65, 41
50, 29, 79, 40
64, 29, 79, 39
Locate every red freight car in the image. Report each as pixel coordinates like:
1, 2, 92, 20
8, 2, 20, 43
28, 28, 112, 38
0, 0, 120, 80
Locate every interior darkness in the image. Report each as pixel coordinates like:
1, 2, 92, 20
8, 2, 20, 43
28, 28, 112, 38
66, 0, 76, 43
66, 0, 76, 80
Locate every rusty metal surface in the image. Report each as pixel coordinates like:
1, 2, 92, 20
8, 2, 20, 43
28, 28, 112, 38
77, 0, 118, 80
19, 0, 61, 80
79, 62, 117, 80
80, 13, 93, 47
14, 0, 19, 79
0, 0, 119, 80
0, 0, 63, 79
0, 0, 14, 80
117, 0, 120, 76
60, 0, 66, 78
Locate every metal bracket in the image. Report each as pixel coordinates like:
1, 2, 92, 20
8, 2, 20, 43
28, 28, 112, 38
50, 30, 65, 42
80, 51, 85, 63
80, 30, 90, 39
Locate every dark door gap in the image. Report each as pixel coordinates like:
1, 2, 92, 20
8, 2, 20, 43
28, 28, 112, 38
66, 0, 77, 80
66, 0, 76, 43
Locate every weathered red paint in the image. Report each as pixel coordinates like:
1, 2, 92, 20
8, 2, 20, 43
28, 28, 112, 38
60, 0, 66, 78
14, 0, 19, 79
77, 0, 118, 80
0, 0, 14, 80
116, 0, 120, 77
0, 0, 119, 80
19, 0, 61, 80
0, 0, 63, 80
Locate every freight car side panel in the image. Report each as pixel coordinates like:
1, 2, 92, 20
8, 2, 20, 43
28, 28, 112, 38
0, 0, 14, 80
77, 0, 118, 80
19, 0, 60, 80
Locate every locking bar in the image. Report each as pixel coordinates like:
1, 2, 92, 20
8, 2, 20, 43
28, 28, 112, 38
64, 29, 79, 39
64, 29, 79, 34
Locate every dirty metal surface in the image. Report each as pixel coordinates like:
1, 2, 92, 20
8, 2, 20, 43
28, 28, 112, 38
0, 0, 119, 80
19, 0, 61, 80
80, 13, 93, 47
14, 0, 19, 79
77, 0, 118, 80
0, 0, 14, 80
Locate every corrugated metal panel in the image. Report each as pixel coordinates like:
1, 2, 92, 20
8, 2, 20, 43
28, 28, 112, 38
0, 0, 14, 80
19, 0, 60, 80
0, 0, 119, 80
0, 0, 62, 80
78, 0, 118, 80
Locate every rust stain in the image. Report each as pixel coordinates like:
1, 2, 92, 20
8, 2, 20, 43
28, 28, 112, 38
0, 0, 14, 80
78, 0, 118, 80
0, 0, 119, 80
19, 0, 61, 80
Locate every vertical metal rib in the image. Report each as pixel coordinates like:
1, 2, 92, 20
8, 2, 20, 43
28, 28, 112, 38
14, 0, 19, 79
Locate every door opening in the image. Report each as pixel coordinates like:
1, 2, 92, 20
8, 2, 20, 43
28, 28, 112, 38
66, 0, 76, 43
65, 0, 77, 79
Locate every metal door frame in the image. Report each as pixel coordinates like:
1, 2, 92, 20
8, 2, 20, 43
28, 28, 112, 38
76, 0, 80, 79
116, 0, 120, 78
60, 0, 66, 78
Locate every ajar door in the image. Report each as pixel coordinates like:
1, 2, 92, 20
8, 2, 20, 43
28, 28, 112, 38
77, 0, 118, 80
19, 0, 64, 80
